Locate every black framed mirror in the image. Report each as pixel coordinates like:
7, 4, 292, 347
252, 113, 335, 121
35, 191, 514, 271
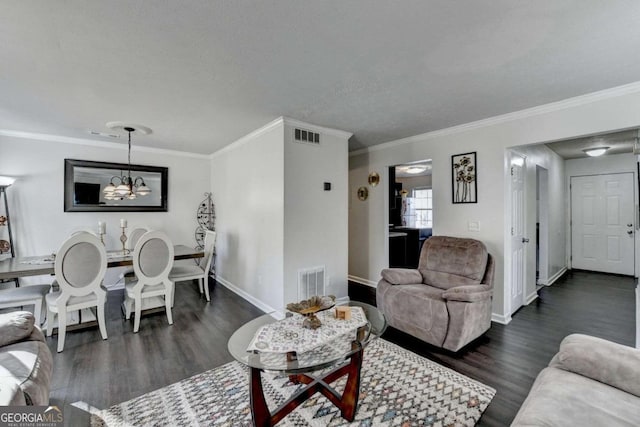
64, 159, 168, 212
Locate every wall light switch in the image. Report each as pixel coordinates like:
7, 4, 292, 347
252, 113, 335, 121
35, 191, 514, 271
468, 221, 480, 232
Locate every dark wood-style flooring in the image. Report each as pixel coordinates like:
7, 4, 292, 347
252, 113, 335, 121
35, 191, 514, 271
48, 271, 635, 426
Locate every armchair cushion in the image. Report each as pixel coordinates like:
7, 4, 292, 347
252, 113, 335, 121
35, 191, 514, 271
0, 311, 35, 347
380, 268, 422, 285
419, 236, 488, 290
549, 334, 640, 398
442, 285, 492, 302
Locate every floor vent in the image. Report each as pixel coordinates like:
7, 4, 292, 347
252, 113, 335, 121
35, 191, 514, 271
293, 127, 320, 145
298, 266, 325, 299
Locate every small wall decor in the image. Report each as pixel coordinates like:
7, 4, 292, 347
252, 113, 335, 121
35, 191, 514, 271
452, 152, 477, 203
357, 186, 369, 201
367, 172, 380, 187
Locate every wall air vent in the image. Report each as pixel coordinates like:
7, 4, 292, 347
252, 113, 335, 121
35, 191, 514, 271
298, 266, 325, 300
293, 128, 320, 145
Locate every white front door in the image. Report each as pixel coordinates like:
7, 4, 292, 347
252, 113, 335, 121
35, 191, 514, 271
571, 173, 634, 275
510, 153, 526, 314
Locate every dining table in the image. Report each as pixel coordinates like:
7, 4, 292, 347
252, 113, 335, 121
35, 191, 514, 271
0, 245, 204, 281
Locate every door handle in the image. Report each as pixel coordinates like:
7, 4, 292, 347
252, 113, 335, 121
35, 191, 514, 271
628, 223, 633, 227
522, 238, 530, 243
627, 230, 634, 235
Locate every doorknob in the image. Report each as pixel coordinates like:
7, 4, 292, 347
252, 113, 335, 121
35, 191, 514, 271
522, 238, 530, 243
627, 230, 633, 235
628, 223, 633, 227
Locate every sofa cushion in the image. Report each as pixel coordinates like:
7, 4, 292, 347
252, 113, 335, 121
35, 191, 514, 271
0, 311, 35, 347
511, 367, 640, 426
419, 236, 488, 290
380, 268, 422, 285
0, 338, 53, 406
549, 334, 640, 398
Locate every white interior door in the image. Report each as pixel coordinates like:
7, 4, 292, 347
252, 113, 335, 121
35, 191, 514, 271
510, 153, 526, 314
571, 173, 634, 275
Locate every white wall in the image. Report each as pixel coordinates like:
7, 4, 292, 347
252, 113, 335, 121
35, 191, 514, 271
565, 152, 638, 276
349, 86, 640, 321
511, 144, 566, 302
283, 124, 349, 305
210, 123, 285, 313
0, 135, 211, 286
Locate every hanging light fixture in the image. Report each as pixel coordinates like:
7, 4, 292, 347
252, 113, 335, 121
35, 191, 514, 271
102, 125, 152, 200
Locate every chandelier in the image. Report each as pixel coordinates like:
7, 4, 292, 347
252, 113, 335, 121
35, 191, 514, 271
103, 127, 151, 200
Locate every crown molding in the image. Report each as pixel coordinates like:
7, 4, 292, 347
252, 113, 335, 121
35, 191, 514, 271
282, 116, 353, 139
350, 80, 640, 157
0, 129, 210, 159
209, 117, 285, 159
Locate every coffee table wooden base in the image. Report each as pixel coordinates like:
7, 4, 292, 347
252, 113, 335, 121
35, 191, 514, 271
249, 345, 364, 427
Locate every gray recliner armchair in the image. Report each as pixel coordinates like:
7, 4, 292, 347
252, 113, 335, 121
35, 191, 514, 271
376, 236, 494, 352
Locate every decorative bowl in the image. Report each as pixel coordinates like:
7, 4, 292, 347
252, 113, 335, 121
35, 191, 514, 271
286, 295, 336, 329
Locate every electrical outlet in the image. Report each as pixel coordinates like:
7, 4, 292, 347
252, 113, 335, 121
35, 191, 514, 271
468, 221, 480, 232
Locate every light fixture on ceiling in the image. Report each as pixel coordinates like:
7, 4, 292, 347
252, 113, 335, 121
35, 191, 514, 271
405, 165, 428, 174
102, 126, 152, 200
583, 147, 609, 157
0, 176, 16, 188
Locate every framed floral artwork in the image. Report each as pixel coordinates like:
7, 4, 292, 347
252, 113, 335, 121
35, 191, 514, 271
452, 152, 477, 203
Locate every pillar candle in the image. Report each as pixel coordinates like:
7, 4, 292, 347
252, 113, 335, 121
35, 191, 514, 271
120, 219, 127, 228
98, 221, 106, 234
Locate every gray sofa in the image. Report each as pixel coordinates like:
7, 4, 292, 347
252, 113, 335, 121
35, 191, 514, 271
512, 334, 640, 426
377, 236, 494, 352
0, 311, 53, 405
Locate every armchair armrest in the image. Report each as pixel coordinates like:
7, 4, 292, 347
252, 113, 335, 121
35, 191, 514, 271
549, 334, 640, 398
441, 285, 492, 302
380, 268, 422, 285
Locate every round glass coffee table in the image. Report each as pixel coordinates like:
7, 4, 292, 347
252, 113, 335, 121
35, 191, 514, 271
228, 301, 386, 427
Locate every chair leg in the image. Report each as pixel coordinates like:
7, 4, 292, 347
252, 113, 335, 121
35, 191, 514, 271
133, 296, 142, 333
33, 299, 42, 327
170, 282, 175, 308
57, 310, 67, 353
165, 290, 174, 326
203, 276, 210, 302
198, 278, 204, 294
97, 301, 108, 340
46, 309, 55, 337
124, 295, 132, 320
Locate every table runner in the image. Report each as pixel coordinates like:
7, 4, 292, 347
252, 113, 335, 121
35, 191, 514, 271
247, 306, 368, 354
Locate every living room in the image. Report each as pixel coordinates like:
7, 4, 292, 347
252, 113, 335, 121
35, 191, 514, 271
1, 2, 639, 426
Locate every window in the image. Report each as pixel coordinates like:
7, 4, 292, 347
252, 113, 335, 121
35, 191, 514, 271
412, 188, 433, 228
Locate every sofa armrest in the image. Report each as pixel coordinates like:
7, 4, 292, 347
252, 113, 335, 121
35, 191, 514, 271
380, 268, 422, 285
441, 285, 492, 302
549, 334, 640, 398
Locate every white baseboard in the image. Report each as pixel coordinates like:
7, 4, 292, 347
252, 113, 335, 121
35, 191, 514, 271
525, 291, 538, 305
544, 267, 568, 287
491, 313, 512, 325
348, 275, 377, 287
216, 275, 279, 315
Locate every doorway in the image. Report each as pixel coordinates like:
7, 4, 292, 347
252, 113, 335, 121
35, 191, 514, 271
570, 173, 635, 275
536, 166, 549, 286
387, 161, 432, 268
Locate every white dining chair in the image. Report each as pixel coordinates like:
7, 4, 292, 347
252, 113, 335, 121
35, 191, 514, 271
45, 232, 108, 352
120, 226, 151, 281
0, 284, 51, 326
169, 230, 216, 302
123, 231, 175, 333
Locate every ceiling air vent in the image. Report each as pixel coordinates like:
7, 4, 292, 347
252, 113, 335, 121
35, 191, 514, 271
293, 128, 320, 145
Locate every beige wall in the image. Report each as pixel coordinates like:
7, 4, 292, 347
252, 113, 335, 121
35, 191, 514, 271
349, 87, 640, 322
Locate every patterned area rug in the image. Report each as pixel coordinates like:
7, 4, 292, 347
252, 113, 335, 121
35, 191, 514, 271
91, 339, 495, 426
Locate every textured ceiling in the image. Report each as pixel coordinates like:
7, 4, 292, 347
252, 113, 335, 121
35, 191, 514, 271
2, 1, 640, 154
545, 129, 638, 159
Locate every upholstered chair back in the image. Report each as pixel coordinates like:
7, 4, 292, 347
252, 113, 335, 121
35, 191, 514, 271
132, 231, 174, 283
127, 227, 151, 251
54, 232, 107, 297
418, 236, 490, 290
